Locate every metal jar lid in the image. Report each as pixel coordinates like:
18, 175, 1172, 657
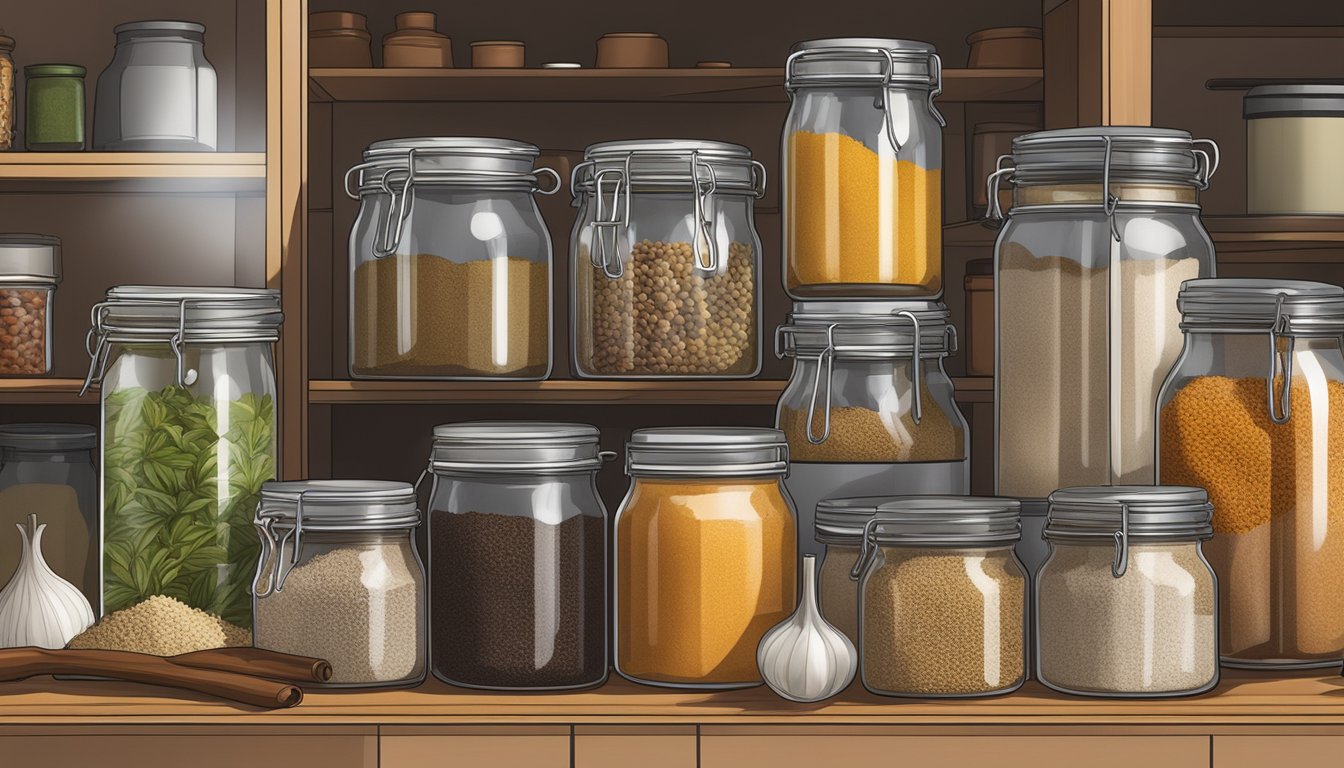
1046, 486, 1213, 578
866, 496, 1022, 546
815, 496, 887, 544
0, 423, 96, 452
571, 139, 766, 196
1177, 278, 1344, 336
114, 21, 206, 39
785, 38, 940, 90
91, 286, 283, 342
1000, 126, 1218, 188
627, 427, 788, 478
24, 64, 85, 78
0, 235, 61, 283
778, 300, 955, 359
344, 137, 558, 197
256, 480, 420, 530
1245, 85, 1344, 119
429, 422, 606, 475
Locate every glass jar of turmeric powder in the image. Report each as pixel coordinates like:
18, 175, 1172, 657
776, 300, 968, 559
783, 38, 944, 299
614, 427, 797, 689
1157, 278, 1344, 668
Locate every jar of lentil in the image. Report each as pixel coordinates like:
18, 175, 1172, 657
346, 138, 559, 379
1157, 278, 1344, 668
783, 38, 944, 299
854, 496, 1026, 698
0, 235, 59, 376
615, 427, 797, 689
776, 300, 968, 559
1036, 486, 1218, 697
426, 422, 608, 691
814, 496, 884, 647
253, 480, 426, 688
0, 31, 14, 150
24, 64, 85, 151
571, 140, 765, 379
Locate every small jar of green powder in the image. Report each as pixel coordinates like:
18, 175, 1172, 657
24, 64, 86, 151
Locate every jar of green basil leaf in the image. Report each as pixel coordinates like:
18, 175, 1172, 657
83, 286, 281, 638
24, 64, 86, 151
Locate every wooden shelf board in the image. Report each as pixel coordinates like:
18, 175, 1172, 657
0, 153, 268, 186
308, 67, 1042, 104
0, 671, 1341, 726
0, 379, 95, 405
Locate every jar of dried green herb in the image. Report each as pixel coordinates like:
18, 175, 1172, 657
24, 64, 85, 151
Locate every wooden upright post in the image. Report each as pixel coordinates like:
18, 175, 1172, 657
1043, 0, 1152, 127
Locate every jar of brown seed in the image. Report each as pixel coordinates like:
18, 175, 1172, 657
0, 235, 61, 376
571, 139, 765, 378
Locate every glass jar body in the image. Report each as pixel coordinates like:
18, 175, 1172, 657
858, 545, 1026, 697
100, 341, 276, 629
0, 440, 98, 606
1036, 539, 1218, 696
254, 529, 426, 688
25, 72, 85, 151
818, 541, 861, 647
0, 48, 13, 150
615, 476, 797, 688
1158, 330, 1344, 667
572, 191, 762, 378
93, 30, 217, 151
783, 86, 942, 298
350, 186, 552, 379
995, 187, 1215, 499
428, 470, 608, 690
0, 283, 54, 375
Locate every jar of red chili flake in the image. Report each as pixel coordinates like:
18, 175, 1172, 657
0, 234, 60, 375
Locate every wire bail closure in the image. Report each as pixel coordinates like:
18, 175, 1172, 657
1267, 292, 1295, 425
252, 489, 311, 598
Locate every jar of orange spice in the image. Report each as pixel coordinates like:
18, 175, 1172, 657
615, 427, 797, 689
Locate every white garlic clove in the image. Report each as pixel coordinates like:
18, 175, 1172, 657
0, 513, 95, 649
757, 554, 857, 703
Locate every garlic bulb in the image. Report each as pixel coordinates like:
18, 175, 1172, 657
757, 554, 857, 703
0, 514, 95, 648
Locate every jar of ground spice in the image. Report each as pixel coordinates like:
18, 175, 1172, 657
776, 300, 968, 559
571, 139, 765, 379
427, 422, 608, 691
783, 38, 944, 299
615, 427, 797, 689
854, 496, 1026, 698
346, 137, 560, 379
253, 480, 426, 688
0, 235, 59, 376
1036, 486, 1217, 697
1157, 278, 1344, 668
814, 496, 885, 647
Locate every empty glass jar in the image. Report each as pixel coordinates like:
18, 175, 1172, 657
93, 21, 217, 151
253, 480, 426, 688
347, 138, 558, 379
571, 139, 765, 379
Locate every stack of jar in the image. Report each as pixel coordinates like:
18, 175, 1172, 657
777, 38, 969, 558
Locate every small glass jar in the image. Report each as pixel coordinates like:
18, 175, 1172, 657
0, 234, 59, 376
854, 496, 1026, 698
85, 286, 280, 629
346, 138, 558, 379
571, 140, 766, 378
1157, 279, 1344, 668
1036, 486, 1218, 697
783, 38, 944, 299
93, 21, 217, 151
0, 424, 98, 608
814, 496, 884, 647
777, 300, 968, 558
0, 31, 14, 150
615, 427, 797, 689
24, 64, 85, 151
427, 422, 608, 691
253, 480, 426, 688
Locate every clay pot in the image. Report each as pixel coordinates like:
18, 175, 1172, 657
595, 33, 668, 68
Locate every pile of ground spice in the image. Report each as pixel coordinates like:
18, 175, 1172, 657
779, 394, 963, 463
786, 130, 941, 296
67, 595, 250, 656
1160, 374, 1344, 659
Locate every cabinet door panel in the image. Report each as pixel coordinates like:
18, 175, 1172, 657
1214, 736, 1344, 768
381, 731, 570, 768
575, 726, 697, 768
0, 732, 376, 768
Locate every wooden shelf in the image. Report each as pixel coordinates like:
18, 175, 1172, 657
308, 377, 993, 405
0, 671, 1340, 725
308, 67, 1043, 104
0, 379, 93, 405
0, 153, 268, 191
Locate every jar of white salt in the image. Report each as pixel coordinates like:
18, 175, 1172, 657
1036, 485, 1218, 698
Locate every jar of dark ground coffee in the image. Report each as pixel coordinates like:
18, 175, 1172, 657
425, 422, 609, 690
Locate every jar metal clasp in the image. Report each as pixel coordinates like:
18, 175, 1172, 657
1266, 292, 1296, 425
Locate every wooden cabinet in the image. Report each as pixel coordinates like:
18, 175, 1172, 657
0, 727, 376, 768
381, 726, 570, 768
574, 726, 698, 768
1213, 735, 1344, 768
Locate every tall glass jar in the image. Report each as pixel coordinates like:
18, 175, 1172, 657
993, 127, 1218, 501
83, 286, 280, 631
93, 21, 217, 151
347, 138, 558, 379
814, 496, 884, 647
1036, 486, 1218, 697
0, 31, 14, 150
853, 497, 1026, 698
0, 424, 98, 607
253, 480, 426, 688
426, 422, 608, 690
615, 427, 797, 689
777, 300, 968, 558
1157, 279, 1344, 668
571, 139, 765, 378
783, 38, 944, 298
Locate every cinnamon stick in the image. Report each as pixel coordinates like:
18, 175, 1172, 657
0, 647, 303, 709
170, 647, 332, 683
